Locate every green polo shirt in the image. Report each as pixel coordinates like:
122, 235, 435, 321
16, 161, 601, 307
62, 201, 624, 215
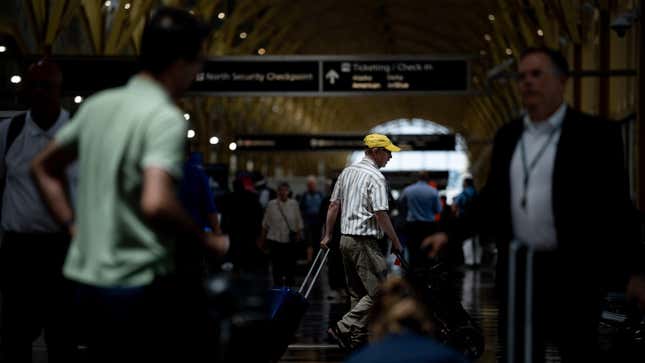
55, 75, 187, 287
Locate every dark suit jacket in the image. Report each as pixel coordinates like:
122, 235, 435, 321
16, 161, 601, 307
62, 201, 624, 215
476, 106, 644, 294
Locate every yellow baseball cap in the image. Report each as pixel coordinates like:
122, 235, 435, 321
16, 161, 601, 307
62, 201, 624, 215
363, 133, 401, 152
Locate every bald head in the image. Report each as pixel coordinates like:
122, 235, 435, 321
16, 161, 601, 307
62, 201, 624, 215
25, 58, 63, 129
27, 59, 63, 85
306, 175, 317, 192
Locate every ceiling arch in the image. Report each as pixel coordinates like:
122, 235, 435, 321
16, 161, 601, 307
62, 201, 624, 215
0, 0, 630, 179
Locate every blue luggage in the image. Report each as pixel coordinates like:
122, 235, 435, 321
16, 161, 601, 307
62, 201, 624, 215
267, 249, 329, 361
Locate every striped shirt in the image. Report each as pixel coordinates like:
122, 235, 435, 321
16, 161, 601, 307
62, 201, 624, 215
331, 157, 389, 238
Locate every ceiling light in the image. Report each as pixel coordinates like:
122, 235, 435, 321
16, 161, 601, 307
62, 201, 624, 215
505, 48, 513, 55
484, 34, 492, 41
209, 136, 219, 145
218, 12, 226, 19
74, 96, 83, 104
239, 32, 247, 39
0, 45, 6, 53
488, 14, 495, 22
228, 142, 237, 151
104, 1, 111, 7
124, 3, 131, 10
187, 129, 196, 139
184, 113, 190, 120
258, 48, 266, 55
10, 75, 21, 84
537, 29, 544, 37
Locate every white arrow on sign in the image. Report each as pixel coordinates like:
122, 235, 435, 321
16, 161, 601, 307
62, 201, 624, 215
325, 69, 340, 84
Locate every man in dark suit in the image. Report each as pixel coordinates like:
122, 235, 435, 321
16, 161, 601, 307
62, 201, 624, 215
475, 47, 645, 361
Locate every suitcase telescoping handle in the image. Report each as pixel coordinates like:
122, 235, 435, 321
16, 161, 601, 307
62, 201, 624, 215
507, 240, 534, 363
298, 248, 330, 299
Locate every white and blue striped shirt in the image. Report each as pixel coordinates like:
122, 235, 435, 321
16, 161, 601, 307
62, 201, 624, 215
331, 157, 389, 238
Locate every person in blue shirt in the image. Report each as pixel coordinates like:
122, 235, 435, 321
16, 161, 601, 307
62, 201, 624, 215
399, 172, 442, 269
452, 177, 476, 218
300, 175, 324, 262
345, 276, 468, 363
179, 151, 221, 233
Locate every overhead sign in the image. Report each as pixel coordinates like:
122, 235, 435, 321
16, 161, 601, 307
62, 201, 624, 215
321, 59, 469, 94
234, 134, 456, 151
192, 60, 319, 94
14, 55, 471, 96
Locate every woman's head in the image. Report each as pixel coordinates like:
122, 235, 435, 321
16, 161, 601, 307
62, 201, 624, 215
368, 276, 433, 341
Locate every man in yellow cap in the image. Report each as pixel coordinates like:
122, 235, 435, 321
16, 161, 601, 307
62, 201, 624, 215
320, 133, 403, 350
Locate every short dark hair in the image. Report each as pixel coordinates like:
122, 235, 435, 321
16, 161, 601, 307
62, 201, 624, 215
278, 182, 290, 190
463, 177, 474, 187
140, 7, 210, 75
520, 47, 570, 77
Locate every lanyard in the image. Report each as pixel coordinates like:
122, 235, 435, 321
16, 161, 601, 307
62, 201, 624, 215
519, 124, 561, 209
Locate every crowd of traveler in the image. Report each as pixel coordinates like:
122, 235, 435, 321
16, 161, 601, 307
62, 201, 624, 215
0, 5, 644, 363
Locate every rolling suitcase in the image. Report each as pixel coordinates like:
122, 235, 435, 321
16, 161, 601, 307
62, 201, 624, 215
507, 240, 535, 363
267, 248, 329, 361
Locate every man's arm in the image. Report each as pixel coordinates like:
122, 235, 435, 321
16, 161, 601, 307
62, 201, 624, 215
374, 210, 402, 254
320, 200, 340, 250
141, 167, 228, 256
31, 141, 77, 234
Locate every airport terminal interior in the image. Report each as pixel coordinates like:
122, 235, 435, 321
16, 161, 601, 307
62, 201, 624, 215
1, 0, 645, 362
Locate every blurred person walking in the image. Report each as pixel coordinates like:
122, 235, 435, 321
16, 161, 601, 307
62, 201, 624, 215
399, 171, 442, 270
31, 7, 227, 363
260, 182, 304, 287
0, 58, 78, 363
471, 47, 645, 362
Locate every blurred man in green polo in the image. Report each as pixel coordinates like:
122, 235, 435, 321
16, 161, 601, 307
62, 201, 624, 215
31, 7, 227, 363
321, 133, 403, 350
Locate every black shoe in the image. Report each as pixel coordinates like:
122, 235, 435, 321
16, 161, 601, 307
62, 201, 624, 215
327, 325, 351, 351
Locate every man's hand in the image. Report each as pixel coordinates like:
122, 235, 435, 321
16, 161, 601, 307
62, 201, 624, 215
391, 242, 403, 256
627, 274, 645, 312
204, 232, 229, 257
421, 232, 448, 258
320, 235, 331, 250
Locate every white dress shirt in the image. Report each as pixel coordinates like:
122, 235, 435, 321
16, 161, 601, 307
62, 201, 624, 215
510, 103, 567, 250
0, 109, 78, 233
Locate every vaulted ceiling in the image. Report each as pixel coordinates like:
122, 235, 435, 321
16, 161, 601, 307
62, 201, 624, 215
0, 0, 633, 178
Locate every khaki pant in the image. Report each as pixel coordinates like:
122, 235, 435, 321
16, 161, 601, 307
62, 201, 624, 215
335, 235, 387, 346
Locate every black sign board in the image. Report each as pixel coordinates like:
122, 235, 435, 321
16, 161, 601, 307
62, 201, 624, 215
234, 134, 456, 151
192, 60, 319, 94
322, 60, 468, 94
7, 56, 470, 96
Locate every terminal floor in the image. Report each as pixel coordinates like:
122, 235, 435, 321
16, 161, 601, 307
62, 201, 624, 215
17, 263, 511, 363
279, 264, 507, 363
15, 261, 644, 362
